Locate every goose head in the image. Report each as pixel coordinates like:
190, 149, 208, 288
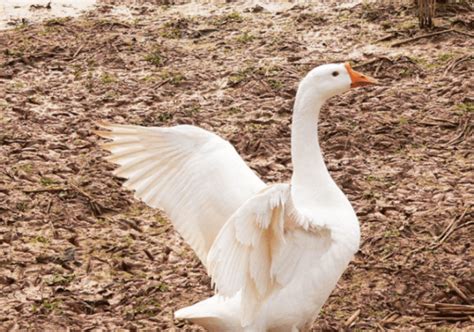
296, 63, 377, 106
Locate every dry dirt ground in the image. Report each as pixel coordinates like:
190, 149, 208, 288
0, 1, 473, 330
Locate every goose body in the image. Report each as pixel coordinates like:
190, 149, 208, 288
98, 63, 377, 331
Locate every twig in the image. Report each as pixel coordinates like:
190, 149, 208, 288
91, 255, 113, 266
23, 187, 68, 193
153, 78, 171, 89
353, 57, 392, 69
430, 207, 469, 249
72, 44, 84, 58
375, 322, 386, 331
275, 64, 300, 77
456, 220, 473, 231
428, 116, 459, 126
452, 29, 474, 38
443, 54, 473, 77
428, 316, 470, 321
381, 312, 399, 325
374, 61, 384, 76
381, 251, 394, 261
391, 29, 454, 47
69, 183, 111, 216
446, 279, 470, 304
399, 207, 469, 264
420, 302, 474, 311
143, 249, 154, 261
85, 257, 92, 274
344, 309, 361, 327
374, 32, 400, 43
46, 199, 53, 214
118, 219, 143, 233
31, 35, 50, 44
421, 300, 474, 322
435, 212, 460, 241
446, 118, 471, 145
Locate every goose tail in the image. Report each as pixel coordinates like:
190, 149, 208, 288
174, 295, 242, 331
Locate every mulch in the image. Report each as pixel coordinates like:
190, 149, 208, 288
0, 1, 472, 330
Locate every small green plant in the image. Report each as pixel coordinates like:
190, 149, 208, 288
153, 213, 167, 225
399, 68, 413, 78
383, 229, 400, 238
226, 12, 243, 22
236, 32, 255, 44
268, 79, 283, 90
398, 116, 408, 125
31, 236, 49, 244
229, 72, 247, 85
9, 81, 25, 90
161, 25, 181, 39
45, 17, 70, 26
46, 274, 75, 286
141, 75, 157, 82
361, 0, 373, 10
247, 123, 265, 133
226, 107, 241, 114
4, 49, 23, 58
14, 20, 29, 31
228, 67, 254, 86
158, 283, 169, 292
163, 72, 185, 85
40, 177, 57, 186
409, 55, 427, 66
18, 163, 33, 173
32, 299, 61, 314
214, 11, 243, 25
454, 102, 473, 114
258, 65, 281, 77
158, 112, 173, 122
366, 175, 377, 182
100, 73, 116, 84
72, 65, 84, 79
145, 47, 164, 66
128, 299, 161, 317
183, 104, 200, 116
437, 52, 455, 62
124, 235, 134, 247
16, 202, 29, 212
160, 18, 192, 39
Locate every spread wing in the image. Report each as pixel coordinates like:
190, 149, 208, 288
207, 184, 338, 326
97, 123, 265, 265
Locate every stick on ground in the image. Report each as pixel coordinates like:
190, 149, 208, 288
391, 29, 453, 47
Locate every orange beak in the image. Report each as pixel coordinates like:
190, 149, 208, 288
345, 63, 378, 88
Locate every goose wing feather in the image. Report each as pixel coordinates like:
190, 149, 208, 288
207, 184, 334, 326
97, 123, 265, 265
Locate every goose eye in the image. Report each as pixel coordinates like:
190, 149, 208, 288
332, 71, 339, 77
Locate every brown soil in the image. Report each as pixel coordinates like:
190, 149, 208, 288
0, 1, 473, 331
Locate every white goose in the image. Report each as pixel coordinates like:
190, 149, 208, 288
98, 63, 377, 331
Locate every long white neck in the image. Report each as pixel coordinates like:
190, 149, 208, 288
290, 83, 344, 214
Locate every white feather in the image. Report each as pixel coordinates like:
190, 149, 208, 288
207, 184, 340, 326
98, 63, 369, 331
98, 124, 265, 265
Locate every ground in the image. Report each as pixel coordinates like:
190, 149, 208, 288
0, 1, 473, 330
